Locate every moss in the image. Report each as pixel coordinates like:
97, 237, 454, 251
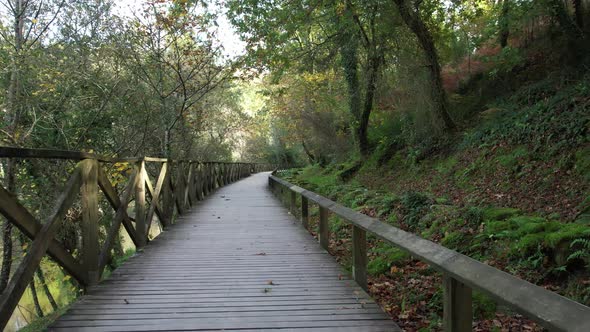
368, 244, 410, 276
482, 207, 521, 221
441, 231, 465, 249
19, 305, 69, 332
544, 223, 590, 248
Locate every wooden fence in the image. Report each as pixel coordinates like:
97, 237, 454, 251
269, 172, 590, 332
0, 147, 273, 329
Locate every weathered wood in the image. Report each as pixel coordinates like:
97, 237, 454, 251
97, 167, 139, 246
301, 196, 309, 229
184, 163, 195, 207
443, 275, 472, 332
194, 164, 204, 201
0, 187, 86, 285
135, 161, 147, 248
352, 225, 367, 291
0, 147, 137, 163
290, 191, 296, 215
51, 173, 398, 331
144, 163, 167, 237
80, 159, 100, 286
161, 162, 174, 227
319, 206, 329, 251
98, 170, 138, 275
174, 163, 186, 215
269, 174, 590, 332
0, 167, 81, 328
142, 167, 166, 224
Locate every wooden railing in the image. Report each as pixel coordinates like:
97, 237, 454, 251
0, 147, 273, 328
269, 172, 590, 332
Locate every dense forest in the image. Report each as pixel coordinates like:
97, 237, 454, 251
0, 0, 589, 330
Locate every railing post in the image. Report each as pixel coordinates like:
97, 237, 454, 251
80, 158, 100, 285
195, 163, 204, 201
290, 190, 296, 215
319, 206, 329, 250
301, 196, 309, 229
352, 225, 367, 290
135, 160, 147, 248
186, 162, 195, 207
161, 161, 173, 228
443, 274, 472, 332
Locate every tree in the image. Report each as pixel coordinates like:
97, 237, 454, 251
0, 0, 66, 293
392, 0, 456, 132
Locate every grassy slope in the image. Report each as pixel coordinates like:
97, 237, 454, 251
280, 60, 590, 331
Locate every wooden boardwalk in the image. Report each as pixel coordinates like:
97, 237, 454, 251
50, 172, 399, 331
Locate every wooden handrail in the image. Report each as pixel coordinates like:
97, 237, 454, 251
268, 173, 590, 332
0, 146, 276, 166
0, 147, 275, 329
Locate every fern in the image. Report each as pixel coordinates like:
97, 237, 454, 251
567, 231, 590, 267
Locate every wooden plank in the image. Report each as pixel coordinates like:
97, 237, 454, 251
80, 159, 100, 286
51, 173, 397, 331
174, 163, 186, 215
0, 166, 82, 329
443, 274, 472, 332
269, 175, 590, 332
319, 206, 329, 251
290, 191, 297, 215
98, 170, 138, 275
144, 163, 167, 237
135, 161, 147, 248
352, 225, 367, 291
0, 187, 86, 285
97, 166, 140, 246
301, 196, 309, 229
184, 162, 195, 207
160, 162, 173, 227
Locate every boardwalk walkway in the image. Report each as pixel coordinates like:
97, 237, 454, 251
50, 172, 399, 331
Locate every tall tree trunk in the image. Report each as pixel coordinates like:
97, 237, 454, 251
30, 278, 44, 318
36, 268, 58, 311
499, 0, 510, 48
0, 221, 13, 293
336, 2, 364, 155
393, 0, 456, 132
1, 0, 25, 294
573, 0, 584, 30
548, 0, 587, 58
359, 52, 380, 158
301, 140, 316, 164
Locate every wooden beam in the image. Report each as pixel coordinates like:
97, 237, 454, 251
443, 275, 472, 332
290, 191, 297, 215
301, 196, 309, 230
160, 162, 173, 227
144, 162, 167, 237
97, 167, 140, 246
142, 165, 167, 234
174, 163, 186, 215
80, 159, 100, 286
0, 186, 86, 285
184, 163, 195, 207
135, 161, 147, 248
0, 167, 81, 329
352, 225, 367, 291
319, 206, 329, 251
97, 170, 137, 275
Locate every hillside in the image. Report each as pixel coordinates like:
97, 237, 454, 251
278, 48, 590, 330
